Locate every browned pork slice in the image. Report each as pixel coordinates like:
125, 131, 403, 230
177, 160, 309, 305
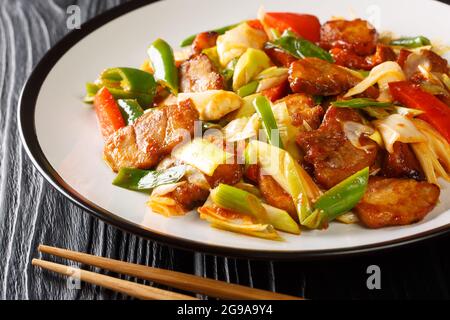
288, 57, 378, 97
331, 44, 396, 71
320, 19, 378, 56
381, 142, 424, 181
355, 177, 440, 228
275, 93, 324, 129
179, 53, 225, 93
296, 107, 379, 189
103, 99, 199, 172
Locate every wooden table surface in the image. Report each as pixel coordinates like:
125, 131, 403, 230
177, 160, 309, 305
1, 0, 449, 300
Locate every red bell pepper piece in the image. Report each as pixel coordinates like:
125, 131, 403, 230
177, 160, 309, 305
246, 19, 265, 31
263, 12, 321, 43
261, 80, 290, 102
94, 87, 126, 139
389, 81, 450, 143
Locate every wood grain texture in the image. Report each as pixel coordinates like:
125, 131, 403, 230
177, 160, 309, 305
0, 0, 450, 300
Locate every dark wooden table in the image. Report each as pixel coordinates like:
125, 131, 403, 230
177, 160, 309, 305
1, 0, 449, 300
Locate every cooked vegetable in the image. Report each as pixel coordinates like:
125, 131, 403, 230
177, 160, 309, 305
344, 61, 405, 99
261, 204, 300, 234
390, 36, 431, 48
173, 138, 233, 176
147, 38, 179, 94
374, 114, 426, 153
117, 99, 144, 125
180, 23, 239, 47
314, 167, 369, 221
253, 95, 284, 148
332, 98, 391, 108
223, 114, 260, 142
211, 184, 270, 223
198, 206, 280, 240
89, 67, 157, 107
342, 121, 376, 152
112, 165, 186, 192
93, 87, 126, 139
410, 118, 450, 186
232, 48, 271, 91
389, 81, 450, 143
260, 11, 321, 43
256, 67, 289, 92
237, 81, 259, 97
84, 82, 100, 103
178, 90, 242, 120
245, 140, 323, 228
216, 22, 268, 67
272, 31, 333, 63
271, 101, 302, 159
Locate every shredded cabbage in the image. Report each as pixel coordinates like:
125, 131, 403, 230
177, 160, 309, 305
374, 114, 426, 153
342, 121, 376, 152
223, 114, 260, 142
344, 62, 405, 101
411, 119, 450, 185
173, 138, 233, 176
216, 22, 268, 67
178, 90, 242, 121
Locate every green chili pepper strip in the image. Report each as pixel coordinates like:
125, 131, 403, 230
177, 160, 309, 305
117, 99, 144, 125
273, 31, 333, 63
180, 23, 239, 47
314, 167, 369, 221
99, 67, 157, 107
112, 165, 186, 192
83, 82, 100, 103
253, 95, 284, 148
237, 81, 259, 97
390, 36, 431, 48
148, 39, 179, 95
332, 98, 392, 108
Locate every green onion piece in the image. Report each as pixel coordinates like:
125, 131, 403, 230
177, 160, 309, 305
273, 30, 334, 63
202, 46, 221, 68
237, 81, 259, 97
332, 98, 392, 108
117, 99, 144, 125
83, 82, 100, 103
313, 95, 324, 105
180, 23, 239, 47
261, 204, 300, 235
314, 167, 369, 221
147, 38, 179, 95
210, 184, 270, 224
112, 165, 186, 192
390, 36, 431, 48
253, 96, 284, 148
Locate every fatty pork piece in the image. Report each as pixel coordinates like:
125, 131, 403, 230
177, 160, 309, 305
296, 107, 379, 189
170, 164, 244, 211
331, 44, 397, 71
276, 93, 324, 129
320, 19, 378, 56
288, 57, 378, 97
103, 99, 199, 172
179, 53, 225, 93
382, 142, 424, 180
355, 178, 440, 228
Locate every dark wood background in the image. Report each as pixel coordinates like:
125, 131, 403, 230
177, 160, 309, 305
1, 0, 450, 300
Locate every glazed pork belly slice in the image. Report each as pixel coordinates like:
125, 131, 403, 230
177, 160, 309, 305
275, 93, 324, 129
296, 107, 379, 189
355, 177, 440, 228
331, 44, 397, 71
288, 57, 378, 97
179, 53, 225, 93
320, 19, 378, 56
103, 99, 199, 172
381, 142, 424, 181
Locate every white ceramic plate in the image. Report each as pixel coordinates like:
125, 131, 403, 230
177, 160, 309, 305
19, 0, 450, 259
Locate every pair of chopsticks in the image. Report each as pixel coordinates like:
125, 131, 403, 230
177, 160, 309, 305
32, 245, 301, 300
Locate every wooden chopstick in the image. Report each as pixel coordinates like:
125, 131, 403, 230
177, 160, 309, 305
32, 259, 197, 300
38, 244, 301, 300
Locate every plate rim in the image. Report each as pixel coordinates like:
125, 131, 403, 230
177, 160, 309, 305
17, 0, 450, 260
